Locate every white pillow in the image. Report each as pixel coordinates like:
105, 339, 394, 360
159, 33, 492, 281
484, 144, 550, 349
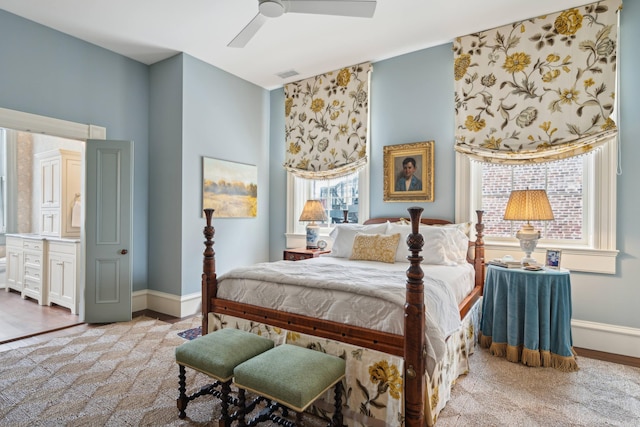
386, 222, 469, 265
442, 228, 470, 264
326, 222, 388, 258
432, 222, 472, 237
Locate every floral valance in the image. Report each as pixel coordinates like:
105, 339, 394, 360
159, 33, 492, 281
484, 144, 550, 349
284, 62, 371, 179
453, 0, 622, 164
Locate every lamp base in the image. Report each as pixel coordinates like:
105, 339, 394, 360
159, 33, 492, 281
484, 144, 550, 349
516, 224, 541, 266
306, 223, 320, 250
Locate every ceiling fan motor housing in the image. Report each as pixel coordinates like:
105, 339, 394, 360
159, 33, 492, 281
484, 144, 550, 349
259, 0, 285, 18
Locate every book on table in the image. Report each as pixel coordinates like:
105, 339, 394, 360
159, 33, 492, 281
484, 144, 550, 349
488, 259, 523, 268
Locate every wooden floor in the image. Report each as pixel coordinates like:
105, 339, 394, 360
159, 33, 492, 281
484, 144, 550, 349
0, 288, 84, 345
0, 287, 182, 353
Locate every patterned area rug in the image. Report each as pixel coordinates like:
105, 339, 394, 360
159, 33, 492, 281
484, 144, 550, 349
0, 316, 325, 427
1, 316, 638, 426
177, 326, 201, 341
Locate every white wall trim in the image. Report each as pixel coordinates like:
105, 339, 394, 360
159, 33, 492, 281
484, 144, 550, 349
0, 107, 106, 141
132, 289, 201, 319
572, 319, 640, 358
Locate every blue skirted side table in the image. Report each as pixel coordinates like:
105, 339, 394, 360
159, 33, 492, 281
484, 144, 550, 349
480, 264, 578, 372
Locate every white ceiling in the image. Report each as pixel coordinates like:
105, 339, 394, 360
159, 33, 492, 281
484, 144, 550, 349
0, 0, 590, 90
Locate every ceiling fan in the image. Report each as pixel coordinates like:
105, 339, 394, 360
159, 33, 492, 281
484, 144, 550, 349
228, 0, 377, 48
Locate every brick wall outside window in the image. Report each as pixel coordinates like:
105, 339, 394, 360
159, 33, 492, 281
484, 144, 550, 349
481, 156, 583, 240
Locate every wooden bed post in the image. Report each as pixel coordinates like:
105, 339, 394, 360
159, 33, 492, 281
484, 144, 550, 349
202, 208, 217, 336
474, 210, 485, 291
404, 207, 426, 427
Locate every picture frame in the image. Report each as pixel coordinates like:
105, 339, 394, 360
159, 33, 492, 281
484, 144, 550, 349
202, 157, 258, 218
545, 249, 562, 269
383, 141, 434, 202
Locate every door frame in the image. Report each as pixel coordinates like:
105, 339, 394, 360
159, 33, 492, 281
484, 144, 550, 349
0, 107, 106, 322
0, 107, 106, 141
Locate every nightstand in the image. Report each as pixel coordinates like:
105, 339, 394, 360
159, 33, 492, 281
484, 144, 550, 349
479, 264, 578, 371
283, 248, 330, 261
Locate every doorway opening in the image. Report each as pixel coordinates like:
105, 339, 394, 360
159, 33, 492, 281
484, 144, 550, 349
0, 128, 85, 341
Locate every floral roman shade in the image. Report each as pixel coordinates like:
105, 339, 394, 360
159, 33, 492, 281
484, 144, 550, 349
454, 0, 622, 164
284, 63, 371, 179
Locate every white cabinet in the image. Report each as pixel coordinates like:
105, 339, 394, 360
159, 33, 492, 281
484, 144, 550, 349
5, 234, 79, 314
36, 149, 81, 238
40, 156, 62, 208
47, 240, 80, 314
21, 237, 46, 305
6, 236, 23, 293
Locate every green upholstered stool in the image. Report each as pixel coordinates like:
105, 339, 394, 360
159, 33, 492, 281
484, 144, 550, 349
175, 328, 274, 426
234, 344, 346, 427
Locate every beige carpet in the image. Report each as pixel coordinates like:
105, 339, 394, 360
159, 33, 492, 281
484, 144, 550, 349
0, 316, 326, 427
0, 316, 638, 427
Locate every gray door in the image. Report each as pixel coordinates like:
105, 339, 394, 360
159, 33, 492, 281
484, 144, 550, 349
84, 139, 133, 323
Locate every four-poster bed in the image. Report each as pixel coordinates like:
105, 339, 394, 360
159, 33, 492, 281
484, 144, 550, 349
200, 207, 485, 426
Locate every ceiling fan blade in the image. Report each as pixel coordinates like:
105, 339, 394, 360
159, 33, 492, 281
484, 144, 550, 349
282, 0, 376, 18
228, 13, 268, 48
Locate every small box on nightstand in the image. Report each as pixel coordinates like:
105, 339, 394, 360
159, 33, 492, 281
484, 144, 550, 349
283, 248, 330, 261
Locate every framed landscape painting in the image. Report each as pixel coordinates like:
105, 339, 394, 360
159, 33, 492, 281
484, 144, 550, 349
202, 157, 257, 218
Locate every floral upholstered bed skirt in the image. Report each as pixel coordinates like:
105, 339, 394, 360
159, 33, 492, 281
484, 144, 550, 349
208, 299, 481, 427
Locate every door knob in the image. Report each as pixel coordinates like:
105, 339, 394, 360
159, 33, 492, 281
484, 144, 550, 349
120, 249, 128, 255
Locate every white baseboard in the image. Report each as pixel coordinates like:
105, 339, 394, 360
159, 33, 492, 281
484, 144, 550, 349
572, 319, 640, 358
132, 289, 201, 319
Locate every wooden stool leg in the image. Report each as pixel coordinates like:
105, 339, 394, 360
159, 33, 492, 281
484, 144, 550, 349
332, 382, 344, 427
219, 379, 232, 427
237, 388, 247, 427
296, 410, 305, 427
177, 364, 188, 419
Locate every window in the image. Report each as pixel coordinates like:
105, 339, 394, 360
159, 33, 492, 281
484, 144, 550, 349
286, 166, 369, 245
456, 141, 618, 274
480, 156, 586, 245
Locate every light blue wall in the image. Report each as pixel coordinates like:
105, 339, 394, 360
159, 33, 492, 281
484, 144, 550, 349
571, 0, 640, 328
268, 89, 286, 260
267, 4, 640, 331
0, 9, 150, 292
368, 44, 456, 218
148, 53, 271, 296
148, 54, 184, 295
181, 54, 270, 294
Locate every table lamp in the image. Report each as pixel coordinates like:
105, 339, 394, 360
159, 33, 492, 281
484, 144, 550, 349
503, 189, 554, 265
299, 200, 327, 249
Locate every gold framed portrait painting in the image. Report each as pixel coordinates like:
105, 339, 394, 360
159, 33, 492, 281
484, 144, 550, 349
383, 141, 434, 202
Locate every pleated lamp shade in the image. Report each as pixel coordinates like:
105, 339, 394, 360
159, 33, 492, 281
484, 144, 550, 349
503, 189, 554, 222
299, 200, 327, 223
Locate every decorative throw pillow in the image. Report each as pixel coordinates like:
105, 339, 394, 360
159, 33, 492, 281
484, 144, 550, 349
350, 233, 401, 264
326, 222, 388, 258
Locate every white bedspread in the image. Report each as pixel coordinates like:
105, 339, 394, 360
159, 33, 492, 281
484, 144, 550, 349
217, 257, 473, 372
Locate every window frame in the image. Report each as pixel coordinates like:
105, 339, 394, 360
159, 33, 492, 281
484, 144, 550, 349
285, 165, 370, 249
0, 129, 6, 240
455, 140, 618, 274
479, 156, 590, 246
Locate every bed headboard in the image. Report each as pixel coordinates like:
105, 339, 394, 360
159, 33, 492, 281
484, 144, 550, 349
364, 212, 485, 303
364, 217, 452, 226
